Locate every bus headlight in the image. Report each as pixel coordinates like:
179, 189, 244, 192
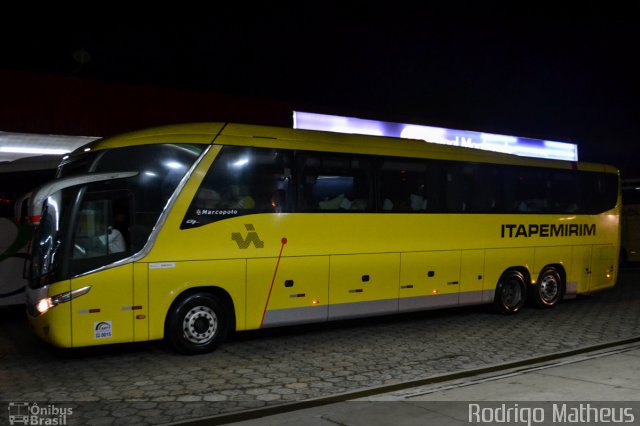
35, 297, 54, 314
31, 286, 92, 316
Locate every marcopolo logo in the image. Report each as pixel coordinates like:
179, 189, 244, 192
231, 224, 264, 249
7, 402, 73, 425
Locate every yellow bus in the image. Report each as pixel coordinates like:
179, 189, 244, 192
24, 123, 620, 354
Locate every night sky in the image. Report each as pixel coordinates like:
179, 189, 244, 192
2, 5, 639, 176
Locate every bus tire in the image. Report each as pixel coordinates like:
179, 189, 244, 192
166, 292, 230, 355
531, 266, 564, 308
493, 270, 527, 314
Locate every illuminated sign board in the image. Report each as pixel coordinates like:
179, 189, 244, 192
293, 111, 578, 161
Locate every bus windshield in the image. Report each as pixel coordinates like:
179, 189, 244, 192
28, 143, 206, 287
29, 191, 65, 282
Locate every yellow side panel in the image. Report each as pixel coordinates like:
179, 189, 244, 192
570, 245, 592, 294
590, 244, 616, 291
484, 247, 534, 301
246, 256, 329, 329
329, 253, 400, 306
400, 251, 461, 298
459, 250, 485, 305
70, 264, 133, 347
133, 263, 149, 342
30, 280, 72, 348
532, 246, 572, 279
147, 259, 246, 340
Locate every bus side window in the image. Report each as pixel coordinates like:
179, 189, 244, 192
464, 163, 498, 213
297, 153, 373, 212
181, 147, 292, 228
581, 172, 618, 214
69, 190, 132, 276
445, 163, 465, 212
378, 158, 427, 212
550, 170, 580, 213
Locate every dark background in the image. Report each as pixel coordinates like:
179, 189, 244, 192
1, 5, 638, 177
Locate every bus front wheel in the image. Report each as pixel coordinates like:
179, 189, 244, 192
530, 267, 564, 308
166, 292, 230, 355
494, 270, 527, 314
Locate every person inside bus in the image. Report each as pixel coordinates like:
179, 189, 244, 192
97, 226, 126, 254
196, 188, 222, 209
74, 218, 126, 258
224, 184, 255, 210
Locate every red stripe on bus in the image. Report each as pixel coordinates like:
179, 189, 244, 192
260, 237, 288, 328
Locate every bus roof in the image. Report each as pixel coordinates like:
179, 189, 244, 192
66, 122, 618, 174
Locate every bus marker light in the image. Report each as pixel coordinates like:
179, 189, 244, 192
122, 305, 144, 311
136, 315, 146, 320
432, 289, 439, 294
312, 299, 320, 305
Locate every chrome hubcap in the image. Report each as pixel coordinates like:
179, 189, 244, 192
183, 305, 217, 344
539, 274, 559, 302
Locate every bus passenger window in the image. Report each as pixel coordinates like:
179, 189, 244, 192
378, 159, 427, 212
514, 169, 549, 213
297, 154, 372, 212
223, 184, 255, 210
550, 170, 580, 213
181, 146, 292, 228
464, 163, 498, 213
445, 163, 465, 212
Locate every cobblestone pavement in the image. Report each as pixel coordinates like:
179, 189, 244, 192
1, 266, 639, 425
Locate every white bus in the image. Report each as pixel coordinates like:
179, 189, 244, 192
0, 155, 60, 305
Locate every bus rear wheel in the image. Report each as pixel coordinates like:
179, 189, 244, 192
531, 267, 564, 308
166, 292, 229, 355
494, 270, 527, 314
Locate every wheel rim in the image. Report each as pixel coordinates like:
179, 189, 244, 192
502, 278, 522, 308
183, 305, 217, 344
539, 273, 559, 303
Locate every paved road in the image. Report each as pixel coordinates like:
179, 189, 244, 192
1, 266, 639, 425
222, 343, 640, 426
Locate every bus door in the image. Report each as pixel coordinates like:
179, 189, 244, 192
68, 191, 135, 346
